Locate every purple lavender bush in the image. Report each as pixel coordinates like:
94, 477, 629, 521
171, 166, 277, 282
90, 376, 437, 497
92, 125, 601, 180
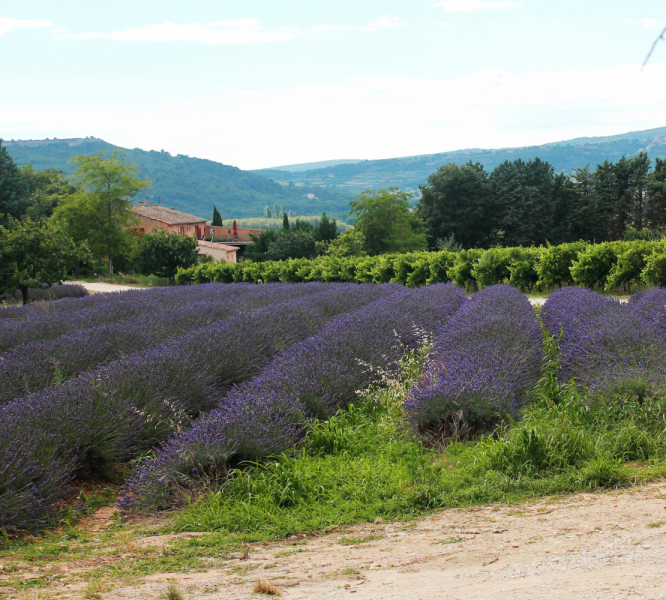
121, 284, 467, 511
405, 284, 543, 433
542, 287, 666, 399
0, 282, 320, 354
1, 284, 397, 530
630, 288, 666, 334
0, 283, 330, 404
0, 430, 73, 533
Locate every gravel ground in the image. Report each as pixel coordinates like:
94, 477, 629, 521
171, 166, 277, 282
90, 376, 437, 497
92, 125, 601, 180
94, 481, 666, 600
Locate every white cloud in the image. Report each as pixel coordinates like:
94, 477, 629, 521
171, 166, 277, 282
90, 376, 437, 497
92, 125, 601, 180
359, 16, 403, 32
308, 24, 339, 32
641, 18, 660, 29
438, 21, 449, 26
4, 63, 665, 170
0, 16, 55, 36
433, 0, 521, 12
60, 19, 295, 45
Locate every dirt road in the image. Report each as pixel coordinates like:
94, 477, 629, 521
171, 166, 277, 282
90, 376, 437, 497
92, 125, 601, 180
91, 482, 666, 600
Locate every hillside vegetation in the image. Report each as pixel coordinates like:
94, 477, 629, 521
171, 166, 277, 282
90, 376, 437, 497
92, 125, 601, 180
4, 138, 355, 219
252, 126, 666, 196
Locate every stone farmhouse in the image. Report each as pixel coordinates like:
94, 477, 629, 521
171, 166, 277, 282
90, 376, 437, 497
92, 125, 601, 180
132, 202, 264, 263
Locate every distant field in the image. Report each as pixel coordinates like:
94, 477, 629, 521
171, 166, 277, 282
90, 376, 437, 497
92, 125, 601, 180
223, 216, 353, 232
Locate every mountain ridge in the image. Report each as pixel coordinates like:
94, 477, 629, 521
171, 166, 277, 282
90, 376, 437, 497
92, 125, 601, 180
3, 138, 356, 220
252, 126, 666, 195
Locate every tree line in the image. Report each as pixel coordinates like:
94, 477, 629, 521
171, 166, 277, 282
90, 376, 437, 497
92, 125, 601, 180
417, 153, 666, 249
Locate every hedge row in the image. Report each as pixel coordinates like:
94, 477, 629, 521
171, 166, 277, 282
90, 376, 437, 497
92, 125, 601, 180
176, 240, 666, 291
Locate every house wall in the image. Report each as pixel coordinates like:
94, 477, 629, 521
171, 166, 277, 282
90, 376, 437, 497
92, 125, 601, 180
204, 226, 265, 243
135, 214, 206, 238
197, 243, 238, 263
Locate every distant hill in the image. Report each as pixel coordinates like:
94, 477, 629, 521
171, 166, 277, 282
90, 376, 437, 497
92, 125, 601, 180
267, 159, 364, 172
3, 137, 356, 220
251, 127, 666, 196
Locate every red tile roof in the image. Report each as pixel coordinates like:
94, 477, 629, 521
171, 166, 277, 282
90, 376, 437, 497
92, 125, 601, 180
133, 205, 207, 225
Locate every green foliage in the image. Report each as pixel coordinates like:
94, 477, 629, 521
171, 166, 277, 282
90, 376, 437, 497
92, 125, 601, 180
6, 138, 356, 219
536, 242, 588, 289
177, 238, 666, 291
51, 151, 149, 275
314, 211, 337, 242
175, 349, 666, 538
570, 243, 619, 288
641, 248, 666, 287
325, 229, 366, 258
0, 218, 89, 304
0, 140, 30, 224
211, 205, 223, 226
418, 161, 493, 249
265, 230, 316, 261
350, 188, 427, 255
606, 241, 655, 292
133, 231, 200, 280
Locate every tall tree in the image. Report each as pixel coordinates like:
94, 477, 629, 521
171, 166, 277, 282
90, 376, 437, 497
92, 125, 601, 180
0, 218, 88, 305
133, 230, 200, 279
314, 211, 337, 242
0, 141, 30, 224
52, 151, 149, 276
647, 157, 666, 229
418, 161, 493, 249
282, 212, 290, 230
490, 157, 554, 247
567, 165, 598, 242
212, 205, 223, 226
350, 188, 427, 255
21, 166, 80, 221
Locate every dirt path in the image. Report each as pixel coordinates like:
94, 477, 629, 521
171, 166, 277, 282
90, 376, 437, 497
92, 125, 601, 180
65, 281, 148, 293
70, 481, 665, 600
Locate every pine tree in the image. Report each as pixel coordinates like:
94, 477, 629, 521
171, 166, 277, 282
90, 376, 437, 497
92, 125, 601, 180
283, 212, 290, 230
212, 205, 223, 226
0, 141, 30, 224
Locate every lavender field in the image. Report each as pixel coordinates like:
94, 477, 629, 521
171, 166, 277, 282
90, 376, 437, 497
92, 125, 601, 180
3, 283, 666, 535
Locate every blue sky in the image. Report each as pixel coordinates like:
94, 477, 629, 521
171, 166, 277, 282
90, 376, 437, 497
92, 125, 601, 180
1, 0, 665, 169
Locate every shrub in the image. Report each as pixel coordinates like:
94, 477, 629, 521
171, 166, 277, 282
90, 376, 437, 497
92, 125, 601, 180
570, 242, 619, 288
541, 287, 666, 400
536, 242, 588, 289
121, 284, 467, 512
405, 285, 542, 434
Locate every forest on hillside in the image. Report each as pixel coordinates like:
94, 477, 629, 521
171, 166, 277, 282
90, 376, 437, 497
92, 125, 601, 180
4, 138, 355, 219
253, 127, 666, 196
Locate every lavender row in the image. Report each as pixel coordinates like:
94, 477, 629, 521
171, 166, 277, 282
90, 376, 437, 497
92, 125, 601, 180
121, 284, 467, 511
0, 283, 302, 354
405, 285, 543, 432
0, 285, 395, 531
0, 283, 328, 404
541, 287, 666, 398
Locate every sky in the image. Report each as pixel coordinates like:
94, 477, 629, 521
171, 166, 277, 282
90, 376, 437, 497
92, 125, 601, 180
1, 0, 665, 169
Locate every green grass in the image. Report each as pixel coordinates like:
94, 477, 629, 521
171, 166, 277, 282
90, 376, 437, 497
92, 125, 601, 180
175, 348, 666, 538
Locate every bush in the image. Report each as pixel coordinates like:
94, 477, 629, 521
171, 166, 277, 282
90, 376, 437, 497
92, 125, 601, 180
570, 242, 619, 288
536, 242, 588, 289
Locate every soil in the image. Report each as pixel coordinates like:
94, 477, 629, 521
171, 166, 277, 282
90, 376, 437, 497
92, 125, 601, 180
11, 480, 666, 600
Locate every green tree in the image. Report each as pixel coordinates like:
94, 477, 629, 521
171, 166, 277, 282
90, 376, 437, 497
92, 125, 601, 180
20, 166, 80, 221
52, 151, 149, 276
0, 140, 30, 224
212, 205, 223, 226
133, 231, 200, 279
325, 229, 366, 257
0, 218, 88, 305
417, 162, 493, 249
490, 157, 555, 247
349, 188, 427, 255
245, 229, 279, 262
282, 212, 290, 230
314, 211, 337, 242
646, 157, 666, 229
265, 230, 316, 261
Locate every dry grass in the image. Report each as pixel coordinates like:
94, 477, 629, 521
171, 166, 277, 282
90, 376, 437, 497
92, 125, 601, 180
253, 580, 281, 595
161, 581, 185, 600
